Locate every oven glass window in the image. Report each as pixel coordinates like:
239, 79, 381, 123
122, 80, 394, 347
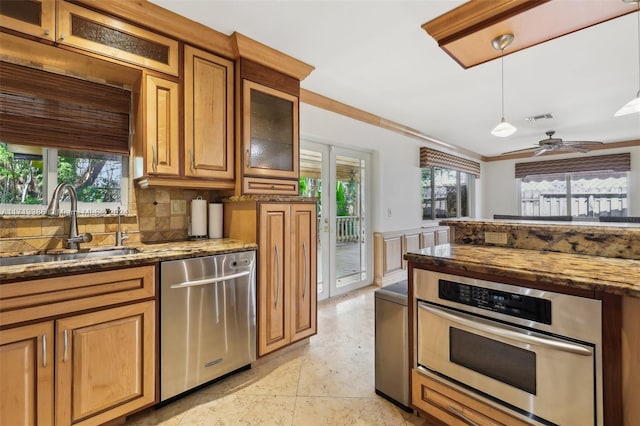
450, 328, 536, 394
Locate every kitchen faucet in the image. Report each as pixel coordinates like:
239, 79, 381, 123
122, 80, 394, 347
115, 206, 129, 246
46, 183, 93, 250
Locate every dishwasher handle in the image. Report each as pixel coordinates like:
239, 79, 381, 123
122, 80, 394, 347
170, 270, 251, 289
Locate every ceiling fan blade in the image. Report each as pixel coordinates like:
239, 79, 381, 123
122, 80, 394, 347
561, 140, 603, 146
501, 146, 538, 154
533, 147, 549, 156
558, 145, 590, 153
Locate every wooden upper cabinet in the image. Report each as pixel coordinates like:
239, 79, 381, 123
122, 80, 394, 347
0, 0, 55, 40
0, 322, 54, 426
184, 45, 234, 180
56, 1, 179, 76
145, 74, 180, 177
242, 79, 299, 183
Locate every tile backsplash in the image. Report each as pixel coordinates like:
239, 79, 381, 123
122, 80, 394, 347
0, 187, 217, 254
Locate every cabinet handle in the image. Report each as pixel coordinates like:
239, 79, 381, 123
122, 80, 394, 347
151, 145, 157, 172
190, 149, 195, 172
302, 241, 308, 299
274, 244, 280, 309
245, 148, 250, 168
63, 330, 68, 362
446, 406, 480, 426
42, 334, 47, 368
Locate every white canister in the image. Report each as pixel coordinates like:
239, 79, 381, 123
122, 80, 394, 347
191, 197, 207, 237
208, 203, 223, 239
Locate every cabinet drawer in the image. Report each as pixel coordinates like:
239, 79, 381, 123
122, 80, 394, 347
0, 265, 156, 326
412, 369, 533, 426
243, 177, 299, 195
56, 1, 179, 75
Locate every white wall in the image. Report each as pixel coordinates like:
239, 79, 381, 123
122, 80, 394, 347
481, 146, 640, 219
301, 103, 481, 233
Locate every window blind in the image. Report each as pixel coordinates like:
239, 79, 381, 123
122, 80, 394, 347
515, 153, 631, 179
419, 147, 480, 177
0, 61, 131, 155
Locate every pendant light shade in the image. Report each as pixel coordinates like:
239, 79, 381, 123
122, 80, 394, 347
491, 33, 517, 137
616, 0, 640, 116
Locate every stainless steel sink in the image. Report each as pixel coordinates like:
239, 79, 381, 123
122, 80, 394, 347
0, 248, 140, 267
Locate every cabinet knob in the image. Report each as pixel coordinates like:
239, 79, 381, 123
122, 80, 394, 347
59, 34, 66, 41
44, 29, 50, 36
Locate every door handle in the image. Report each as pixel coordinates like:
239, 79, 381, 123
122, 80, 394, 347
302, 241, 308, 299
63, 329, 68, 362
42, 334, 47, 368
419, 303, 593, 356
274, 244, 280, 308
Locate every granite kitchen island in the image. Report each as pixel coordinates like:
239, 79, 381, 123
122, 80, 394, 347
406, 219, 639, 426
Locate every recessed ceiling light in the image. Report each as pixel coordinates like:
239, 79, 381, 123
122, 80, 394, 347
524, 113, 554, 122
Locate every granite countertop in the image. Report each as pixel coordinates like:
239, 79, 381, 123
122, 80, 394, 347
0, 239, 258, 282
405, 244, 640, 298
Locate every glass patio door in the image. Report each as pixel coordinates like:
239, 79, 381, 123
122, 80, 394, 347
300, 141, 371, 300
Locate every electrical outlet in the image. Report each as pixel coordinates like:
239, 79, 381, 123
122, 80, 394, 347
171, 199, 187, 215
485, 231, 508, 245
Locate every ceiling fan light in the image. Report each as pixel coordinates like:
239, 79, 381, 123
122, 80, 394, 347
491, 118, 517, 137
614, 92, 640, 116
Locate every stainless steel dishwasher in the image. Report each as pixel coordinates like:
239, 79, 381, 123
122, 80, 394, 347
160, 250, 256, 402
374, 280, 411, 411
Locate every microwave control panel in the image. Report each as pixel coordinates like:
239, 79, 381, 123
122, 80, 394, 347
438, 279, 552, 324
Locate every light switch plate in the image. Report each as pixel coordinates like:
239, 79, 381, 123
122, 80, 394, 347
171, 199, 186, 215
485, 231, 508, 245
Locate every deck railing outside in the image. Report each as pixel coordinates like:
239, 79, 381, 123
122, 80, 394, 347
336, 216, 360, 242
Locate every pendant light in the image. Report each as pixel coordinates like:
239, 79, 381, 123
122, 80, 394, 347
615, 0, 640, 116
491, 33, 517, 137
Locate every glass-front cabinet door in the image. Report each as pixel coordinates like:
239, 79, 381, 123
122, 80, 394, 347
242, 80, 299, 179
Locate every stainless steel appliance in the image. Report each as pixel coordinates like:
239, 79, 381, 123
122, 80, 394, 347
415, 269, 602, 426
374, 281, 410, 411
160, 251, 256, 402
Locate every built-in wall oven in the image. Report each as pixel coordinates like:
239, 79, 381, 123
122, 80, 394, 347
415, 270, 603, 426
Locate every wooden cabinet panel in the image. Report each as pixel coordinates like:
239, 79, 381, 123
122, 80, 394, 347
420, 231, 436, 249
0, 322, 54, 426
258, 204, 291, 355
403, 233, 420, 269
184, 45, 234, 180
412, 369, 533, 426
0, 0, 55, 41
145, 74, 180, 176
290, 203, 317, 342
383, 237, 402, 274
55, 301, 155, 426
435, 228, 450, 245
56, 1, 179, 75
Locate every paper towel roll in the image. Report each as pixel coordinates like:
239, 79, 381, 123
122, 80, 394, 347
208, 203, 223, 239
191, 197, 207, 237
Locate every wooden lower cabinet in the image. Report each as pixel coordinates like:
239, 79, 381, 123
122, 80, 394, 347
258, 202, 317, 356
0, 322, 55, 426
225, 200, 317, 357
55, 302, 155, 426
0, 265, 156, 426
411, 370, 533, 426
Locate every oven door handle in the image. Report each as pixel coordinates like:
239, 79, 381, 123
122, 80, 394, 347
419, 303, 593, 356
170, 270, 250, 289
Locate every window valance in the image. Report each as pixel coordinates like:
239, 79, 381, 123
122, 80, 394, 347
515, 153, 631, 179
419, 147, 480, 177
0, 61, 131, 155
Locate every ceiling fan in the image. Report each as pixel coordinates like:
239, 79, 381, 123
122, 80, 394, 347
503, 130, 604, 156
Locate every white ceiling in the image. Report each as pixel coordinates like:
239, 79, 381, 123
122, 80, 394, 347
151, 0, 640, 158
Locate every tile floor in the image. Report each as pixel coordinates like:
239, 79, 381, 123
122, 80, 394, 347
125, 285, 431, 426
